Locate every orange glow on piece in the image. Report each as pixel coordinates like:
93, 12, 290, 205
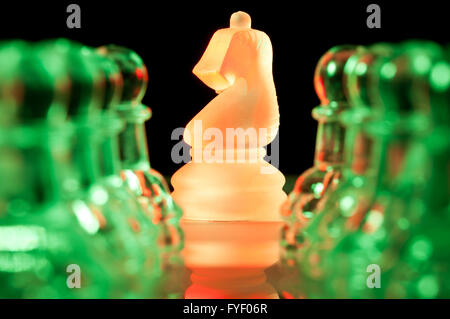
172, 11, 286, 222
171, 12, 286, 299
186, 11, 280, 147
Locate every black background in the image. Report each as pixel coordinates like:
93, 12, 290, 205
0, 1, 448, 179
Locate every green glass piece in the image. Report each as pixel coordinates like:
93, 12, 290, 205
62, 42, 165, 298
292, 45, 394, 296
98, 45, 184, 297
0, 40, 162, 298
97, 45, 148, 106
314, 45, 363, 107
374, 41, 443, 128
282, 45, 363, 251
0, 41, 26, 126
0, 43, 117, 298
0, 124, 118, 298
322, 41, 449, 298
0, 40, 69, 127
93, 51, 165, 297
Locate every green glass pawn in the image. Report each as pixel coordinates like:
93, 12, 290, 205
323, 41, 446, 298
98, 45, 184, 298
375, 46, 450, 299
0, 40, 27, 127
0, 41, 113, 298
281, 45, 364, 253
91, 51, 163, 297
298, 45, 394, 292
54, 40, 156, 298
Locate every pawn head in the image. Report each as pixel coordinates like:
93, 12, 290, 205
98, 45, 148, 106
0, 40, 71, 125
345, 43, 394, 111
61, 40, 104, 120
428, 53, 450, 127
0, 41, 27, 125
374, 41, 444, 119
314, 45, 364, 107
93, 53, 123, 112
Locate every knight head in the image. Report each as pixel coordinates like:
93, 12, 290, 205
193, 11, 273, 92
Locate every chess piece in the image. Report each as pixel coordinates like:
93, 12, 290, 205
93, 49, 163, 297
323, 41, 448, 298
0, 41, 113, 298
0, 40, 68, 127
281, 45, 363, 252
172, 11, 286, 222
98, 45, 184, 297
171, 11, 285, 299
57, 39, 158, 297
298, 44, 394, 286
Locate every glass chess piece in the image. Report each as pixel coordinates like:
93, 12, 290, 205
277, 45, 363, 298
322, 41, 449, 298
93, 48, 164, 297
281, 45, 364, 253
171, 11, 286, 223
53, 39, 160, 298
0, 41, 114, 298
288, 45, 396, 298
97, 45, 184, 298
171, 11, 285, 299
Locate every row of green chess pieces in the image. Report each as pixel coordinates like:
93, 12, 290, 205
0, 40, 183, 298
281, 41, 449, 298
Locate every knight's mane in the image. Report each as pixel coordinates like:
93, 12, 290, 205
232, 29, 273, 66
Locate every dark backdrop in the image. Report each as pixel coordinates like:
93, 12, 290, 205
0, 1, 447, 178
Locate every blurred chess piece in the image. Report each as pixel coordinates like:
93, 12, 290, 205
281, 45, 363, 253
92, 47, 164, 297
98, 45, 184, 297
171, 11, 285, 298
296, 44, 394, 287
0, 40, 116, 298
323, 41, 449, 298
56, 40, 162, 297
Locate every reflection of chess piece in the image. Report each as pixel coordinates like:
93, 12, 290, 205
183, 221, 281, 298
171, 11, 285, 299
281, 45, 362, 250
172, 11, 286, 222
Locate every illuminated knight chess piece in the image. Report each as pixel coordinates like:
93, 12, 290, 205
281, 45, 363, 251
172, 11, 286, 221
171, 12, 285, 298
